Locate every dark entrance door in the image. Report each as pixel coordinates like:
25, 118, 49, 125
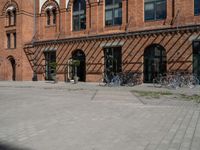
9, 57, 16, 81
144, 44, 167, 83
104, 47, 122, 77
44, 51, 56, 80
193, 41, 200, 81
72, 50, 86, 81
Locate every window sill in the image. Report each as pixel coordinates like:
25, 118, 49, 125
104, 25, 123, 31
6, 47, 16, 50
144, 18, 166, 22
72, 29, 86, 32
5, 25, 16, 28
45, 24, 56, 28
105, 24, 122, 28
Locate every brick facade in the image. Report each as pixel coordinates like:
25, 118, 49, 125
0, 0, 34, 81
1, 0, 200, 82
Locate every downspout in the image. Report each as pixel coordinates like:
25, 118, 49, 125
32, 0, 38, 81
34, 0, 36, 37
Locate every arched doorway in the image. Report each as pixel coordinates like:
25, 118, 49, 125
72, 50, 86, 81
144, 44, 167, 83
8, 56, 16, 81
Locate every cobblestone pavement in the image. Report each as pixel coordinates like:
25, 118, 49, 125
0, 81, 199, 150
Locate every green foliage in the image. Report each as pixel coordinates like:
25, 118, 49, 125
49, 62, 57, 70
132, 90, 173, 99
179, 94, 200, 103
70, 59, 80, 67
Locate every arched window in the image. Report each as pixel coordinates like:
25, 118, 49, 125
52, 8, 56, 24
73, 0, 86, 31
45, 5, 57, 26
105, 0, 122, 26
6, 6, 16, 26
13, 9, 16, 25
46, 10, 51, 25
7, 11, 12, 25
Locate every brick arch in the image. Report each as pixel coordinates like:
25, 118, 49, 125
7, 56, 16, 81
41, 0, 60, 14
143, 44, 167, 83
2, 0, 19, 15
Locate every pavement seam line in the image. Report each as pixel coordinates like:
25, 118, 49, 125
189, 110, 200, 150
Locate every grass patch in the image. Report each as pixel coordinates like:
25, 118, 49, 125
179, 94, 200, 103
132, 90, 173, 99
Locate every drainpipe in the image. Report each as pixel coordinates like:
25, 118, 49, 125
32, 0, 38, 81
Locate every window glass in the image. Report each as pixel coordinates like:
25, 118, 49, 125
114, 8, 122, 18
194, 0, 200, 15
114, 8, 122, 25
106, 10, 113, 20
156, 1, 166, 19
80, 0, 86, 10
145, 3, 154, 20
73, 16, 79, 31
13, 10, 16, 25
114, 0, 122, 5
73, 0, 79, 11
105, 0, 122, 26
46, 10, 50, 25
105, 0, 112, 5
13, 33, 16, 48
144, 0, 166, 21
52, 9, 56, 24
7, 33, 11, 49
80, 15, 86, 29
73, 0, 86, 31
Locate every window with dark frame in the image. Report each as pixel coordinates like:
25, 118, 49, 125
46, 10, 51, 25
144, 0, 166, 21
7, 11, 12, 26
73, 0, 86, 31
6, 8, 16, 26
13, 10, 16, 25
6, 32, 16, 49
13, 32, 16, 48
105, 0, 122, 26
52, 9, 56, 24
7, 33, 11, 49
194, 0, 200, 15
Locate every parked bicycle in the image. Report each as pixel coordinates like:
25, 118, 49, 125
99, 72, 121, 87
99, 71, 142, 87
153, 72, 199, 89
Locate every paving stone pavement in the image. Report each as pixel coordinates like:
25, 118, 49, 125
0, 81, 199, 150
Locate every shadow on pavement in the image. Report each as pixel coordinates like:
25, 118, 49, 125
0, 142, 32, 150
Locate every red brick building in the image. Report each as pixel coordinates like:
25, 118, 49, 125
0, 0, 200, 83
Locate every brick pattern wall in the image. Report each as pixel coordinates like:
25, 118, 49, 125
0, 0, 34, 81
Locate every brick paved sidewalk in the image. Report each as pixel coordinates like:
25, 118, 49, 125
0, 81, 199, 150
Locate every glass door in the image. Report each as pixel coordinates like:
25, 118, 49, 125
44, 51, 56, 80
193, 41, 200, 81
104, 47, 122, 78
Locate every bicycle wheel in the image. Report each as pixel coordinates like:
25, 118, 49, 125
187, 77, 199, 88
167, 78, 179, 89
110, 76, 121, 86
153, 78, 162, 88
98, 78, 106, 86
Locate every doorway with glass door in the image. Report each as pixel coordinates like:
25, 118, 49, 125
193, 41, 200, 82
44, 51, 56, 80
144, 44, 167, 83
104, 47, 122, 80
